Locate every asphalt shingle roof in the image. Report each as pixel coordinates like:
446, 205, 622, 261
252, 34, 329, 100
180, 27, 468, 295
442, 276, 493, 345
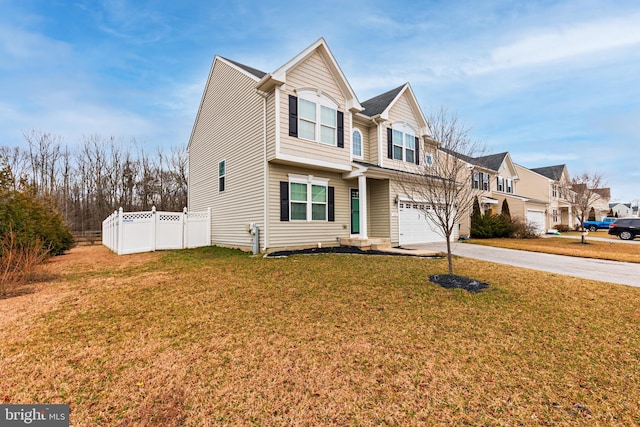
530, 164, 565, 181
360, 85, 405, 117
221, 57, 267, 79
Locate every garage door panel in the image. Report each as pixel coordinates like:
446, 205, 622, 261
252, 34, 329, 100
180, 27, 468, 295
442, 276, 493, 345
398, 203, 445, 245
526, 210, 545, 235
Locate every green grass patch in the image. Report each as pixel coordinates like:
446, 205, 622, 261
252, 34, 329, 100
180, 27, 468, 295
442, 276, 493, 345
1, 246, 639, 425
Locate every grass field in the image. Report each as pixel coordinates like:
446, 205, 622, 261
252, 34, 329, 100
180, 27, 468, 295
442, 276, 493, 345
467, 236, 640, 263
1, 245, 639, 426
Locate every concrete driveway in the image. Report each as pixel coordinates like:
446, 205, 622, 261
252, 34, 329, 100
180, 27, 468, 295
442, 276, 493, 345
406, 241, 640, 288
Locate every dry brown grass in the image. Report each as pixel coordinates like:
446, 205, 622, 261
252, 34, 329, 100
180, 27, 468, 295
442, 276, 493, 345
468, 237, 640, 263
1, 245, 640, 425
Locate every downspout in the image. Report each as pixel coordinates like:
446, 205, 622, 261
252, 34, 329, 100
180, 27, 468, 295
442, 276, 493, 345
257, 89, 269, 252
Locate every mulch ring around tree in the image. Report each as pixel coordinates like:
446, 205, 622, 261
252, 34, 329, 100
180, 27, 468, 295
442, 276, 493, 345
429, 274, 489, 293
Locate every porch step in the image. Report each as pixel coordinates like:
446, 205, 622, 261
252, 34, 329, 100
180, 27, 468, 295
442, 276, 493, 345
340, 237, 391, 251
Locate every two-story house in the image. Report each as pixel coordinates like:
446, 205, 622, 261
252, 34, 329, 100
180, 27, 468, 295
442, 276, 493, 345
187, 38, 448, 252
513, 164, 574, 232
447, 151, 551, 236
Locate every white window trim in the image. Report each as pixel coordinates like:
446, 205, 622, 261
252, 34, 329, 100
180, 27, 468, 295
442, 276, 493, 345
296, 89, 339, 146
352, 127, 363, 159
391, 122, 416, 163
497, 176, 504, 192
218, 160, 226, 193
287, 174, 330, 222
424, 152, 434, 166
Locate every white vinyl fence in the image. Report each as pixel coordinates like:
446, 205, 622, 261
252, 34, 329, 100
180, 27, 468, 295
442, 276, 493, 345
102, 207, 211, 255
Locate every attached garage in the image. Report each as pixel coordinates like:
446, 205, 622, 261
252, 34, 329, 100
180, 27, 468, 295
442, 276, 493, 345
526, 209, 545, 235
398, 202, 446, 245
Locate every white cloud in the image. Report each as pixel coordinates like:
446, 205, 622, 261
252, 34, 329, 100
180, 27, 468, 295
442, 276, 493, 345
466, 13, 640, 75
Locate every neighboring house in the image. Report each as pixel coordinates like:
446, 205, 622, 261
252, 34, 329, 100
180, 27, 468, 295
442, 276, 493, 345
590, 188, 611, 219
513, 164, 573, 233
187, 38, 449, 252
609, 202, 632, 217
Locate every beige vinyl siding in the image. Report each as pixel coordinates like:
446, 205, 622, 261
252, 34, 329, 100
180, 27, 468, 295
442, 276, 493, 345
367, 125, 380, 165
352, 116, 371, 162
278, 51, 351, 168
367, 179, 391, 238
381, 93, 422, 172
188, 59, 265, 250
267, 163, 352, 250
514, 164, 550, 202
266, 91, 276, 161
389, 180, 404, 245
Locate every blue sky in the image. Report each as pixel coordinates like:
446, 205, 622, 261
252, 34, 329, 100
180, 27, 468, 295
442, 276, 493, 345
1, 0, 639, 202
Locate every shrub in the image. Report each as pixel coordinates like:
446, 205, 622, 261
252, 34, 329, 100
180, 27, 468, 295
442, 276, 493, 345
0, 228, 49, 296
511, 218, 540, 239
471, 213, 514, 239
553, 224, 570, 233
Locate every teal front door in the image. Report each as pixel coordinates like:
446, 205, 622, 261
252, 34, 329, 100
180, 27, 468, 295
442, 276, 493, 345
350, 188, 360, 234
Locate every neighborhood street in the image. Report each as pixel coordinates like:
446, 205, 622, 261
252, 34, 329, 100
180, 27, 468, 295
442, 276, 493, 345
410, 241, 640, 288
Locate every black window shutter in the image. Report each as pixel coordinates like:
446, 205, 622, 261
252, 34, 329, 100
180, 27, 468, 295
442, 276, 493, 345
415, 136, 420, 165
280, 181, 289, 221
288, 95, 298, 137
328, 186, 335, 222
337, 111, 344, 148
387, 128, 393, 159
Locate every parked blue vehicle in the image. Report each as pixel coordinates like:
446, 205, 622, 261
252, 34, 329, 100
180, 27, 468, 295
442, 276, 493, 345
582, 216, 616, 232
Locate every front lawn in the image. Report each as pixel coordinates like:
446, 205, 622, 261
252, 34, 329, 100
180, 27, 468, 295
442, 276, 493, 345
1, 246, 639, 425
467, 237, 640, 263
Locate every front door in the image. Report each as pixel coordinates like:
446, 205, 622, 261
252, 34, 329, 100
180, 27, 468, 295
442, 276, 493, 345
350, 188, 360, 235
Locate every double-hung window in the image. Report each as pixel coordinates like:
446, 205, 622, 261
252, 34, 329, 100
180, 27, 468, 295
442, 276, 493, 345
506, 179, 513, 193
404, 133, 415, 163
497, 176, 504, 192
482, 173, 489, 191
472, 171, 480, 189
287, 175, 329, 221
389, 123, 418, 164
292, 90, 341, 147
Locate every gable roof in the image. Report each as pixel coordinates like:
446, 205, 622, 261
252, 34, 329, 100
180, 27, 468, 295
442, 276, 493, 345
256, 37, 362, 112
360, 85, 405, 117
475, 152, 509, 172
442, 150, 510, 173
220, 57, 267, 79
530, 164, 566, 181
360, 83, 430, 136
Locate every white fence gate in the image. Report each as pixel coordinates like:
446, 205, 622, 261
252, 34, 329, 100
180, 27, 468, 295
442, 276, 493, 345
102, 207, 211, 255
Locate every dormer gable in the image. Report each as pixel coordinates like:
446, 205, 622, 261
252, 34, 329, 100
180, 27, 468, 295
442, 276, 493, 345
257, 38, 362, 113
361, 83, 430, 138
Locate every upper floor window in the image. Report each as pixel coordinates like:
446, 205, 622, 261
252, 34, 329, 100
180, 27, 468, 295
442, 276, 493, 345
552, 184, 558, 198
352, 129, 362, 158
289, 90, 344, 148
472, 170, 490, 191
389, 123, 417, 164
497, 176, 504, 192
482, 172, 489, 191
218, 160, 226, 192
424, 152, 434, 166
506, 178, 513, 193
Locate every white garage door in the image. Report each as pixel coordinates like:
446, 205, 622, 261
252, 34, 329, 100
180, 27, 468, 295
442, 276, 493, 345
526, 210, 545, 235
398, 202, 445, 245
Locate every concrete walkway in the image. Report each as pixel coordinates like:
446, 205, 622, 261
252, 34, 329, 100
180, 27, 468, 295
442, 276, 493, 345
402, 241, 640, 288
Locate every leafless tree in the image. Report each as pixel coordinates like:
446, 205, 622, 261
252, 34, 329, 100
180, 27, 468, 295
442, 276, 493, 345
563, 171, 605, 244
398, 108, 484, 274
